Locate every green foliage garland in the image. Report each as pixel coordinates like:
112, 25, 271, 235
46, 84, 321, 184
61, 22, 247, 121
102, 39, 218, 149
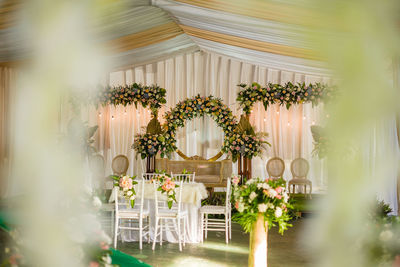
93, 83, 166, 114
237, 82, 334, 114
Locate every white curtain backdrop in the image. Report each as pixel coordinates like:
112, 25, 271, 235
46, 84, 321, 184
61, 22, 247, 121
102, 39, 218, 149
84, 50, 331, 192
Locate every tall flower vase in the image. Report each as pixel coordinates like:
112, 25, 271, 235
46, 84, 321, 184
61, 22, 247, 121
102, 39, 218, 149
248, 213, 268, 267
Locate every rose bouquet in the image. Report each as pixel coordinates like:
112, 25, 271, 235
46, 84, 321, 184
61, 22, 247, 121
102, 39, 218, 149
111, 175, 138, 208
232, 176, 293, 234
150, 172, 179, 209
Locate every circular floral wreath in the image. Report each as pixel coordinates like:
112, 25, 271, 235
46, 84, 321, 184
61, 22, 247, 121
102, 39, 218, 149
92, 83, 166, 114
163, 94, 237, 137
237, 82, 334, 115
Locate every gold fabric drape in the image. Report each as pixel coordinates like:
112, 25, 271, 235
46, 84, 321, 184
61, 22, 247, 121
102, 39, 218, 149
174, 0, 312, 26
105, 22, 184, 53
179, 25, 317, 60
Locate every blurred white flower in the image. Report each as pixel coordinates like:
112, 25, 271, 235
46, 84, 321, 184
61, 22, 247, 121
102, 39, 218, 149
126, 191, 133, 196
84, 186, 92, 196
238, 202, 245, 213
283, 194, 289, 203
262, 183, 270, 190
92, 196, 102, 208
275, 207, 283, 218
102, 255, 112, 264
258, 203, 268, 212
268, 189, 277, 197
130, 196, 135, 200
249, 192, 257, 201
100, 230, 112, 244
379, 230, 393, 242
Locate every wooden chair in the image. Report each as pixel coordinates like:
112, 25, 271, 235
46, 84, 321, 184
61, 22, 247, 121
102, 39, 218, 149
288, 158, 312, 199
112, 155, 129, 176
266, 157, 285, 180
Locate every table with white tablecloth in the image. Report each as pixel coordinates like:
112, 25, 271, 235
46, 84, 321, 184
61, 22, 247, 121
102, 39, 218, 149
109, 181, 208, 243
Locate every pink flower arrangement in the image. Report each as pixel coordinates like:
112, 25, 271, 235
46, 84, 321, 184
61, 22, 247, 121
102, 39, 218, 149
119, 176, 133, 190
161, 178, 176, 191
232, 175, 241, 185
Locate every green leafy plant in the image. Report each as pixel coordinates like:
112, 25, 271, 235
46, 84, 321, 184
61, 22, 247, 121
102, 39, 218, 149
92, 83, 166, 115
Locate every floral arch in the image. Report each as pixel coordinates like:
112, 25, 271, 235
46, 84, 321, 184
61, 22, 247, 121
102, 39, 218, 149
163, 95, 237, 161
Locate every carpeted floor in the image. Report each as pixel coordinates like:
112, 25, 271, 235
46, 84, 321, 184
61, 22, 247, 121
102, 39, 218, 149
116, 217, 313, 267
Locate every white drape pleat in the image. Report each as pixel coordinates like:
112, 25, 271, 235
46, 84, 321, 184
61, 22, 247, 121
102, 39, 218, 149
89, 50, 331, 191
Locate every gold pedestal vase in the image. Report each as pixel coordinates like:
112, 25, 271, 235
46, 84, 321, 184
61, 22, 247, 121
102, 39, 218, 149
248, 213, 268, 267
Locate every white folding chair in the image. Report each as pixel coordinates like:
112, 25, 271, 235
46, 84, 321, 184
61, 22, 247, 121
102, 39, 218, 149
142, 173, 162, 181
171, 173, 196, 183
200, 178, 232, 244
152, 180, 188, 251
113, 179, 150, 250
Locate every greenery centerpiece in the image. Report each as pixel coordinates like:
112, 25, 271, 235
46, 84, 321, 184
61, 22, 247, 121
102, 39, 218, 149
232, 176, 293, 267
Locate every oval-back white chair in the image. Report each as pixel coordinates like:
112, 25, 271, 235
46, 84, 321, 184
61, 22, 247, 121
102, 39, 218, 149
112, 155, 129, 176
288, 158, 312, 198
266, 157, 285, 180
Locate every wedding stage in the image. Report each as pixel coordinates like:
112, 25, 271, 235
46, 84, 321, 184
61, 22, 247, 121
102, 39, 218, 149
1, 0, 400, 267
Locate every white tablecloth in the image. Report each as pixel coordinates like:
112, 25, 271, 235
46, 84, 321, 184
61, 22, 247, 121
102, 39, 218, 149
109, 181, 208, 243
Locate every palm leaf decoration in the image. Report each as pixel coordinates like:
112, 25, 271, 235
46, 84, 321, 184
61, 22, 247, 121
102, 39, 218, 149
237, 115, 255, 136
146, 117, 162, 135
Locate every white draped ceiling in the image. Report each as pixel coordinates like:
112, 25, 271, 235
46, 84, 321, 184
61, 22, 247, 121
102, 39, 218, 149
81, 50, 330, 192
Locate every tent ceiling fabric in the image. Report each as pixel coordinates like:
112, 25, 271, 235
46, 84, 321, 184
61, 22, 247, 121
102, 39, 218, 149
0, 0, 329, 75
